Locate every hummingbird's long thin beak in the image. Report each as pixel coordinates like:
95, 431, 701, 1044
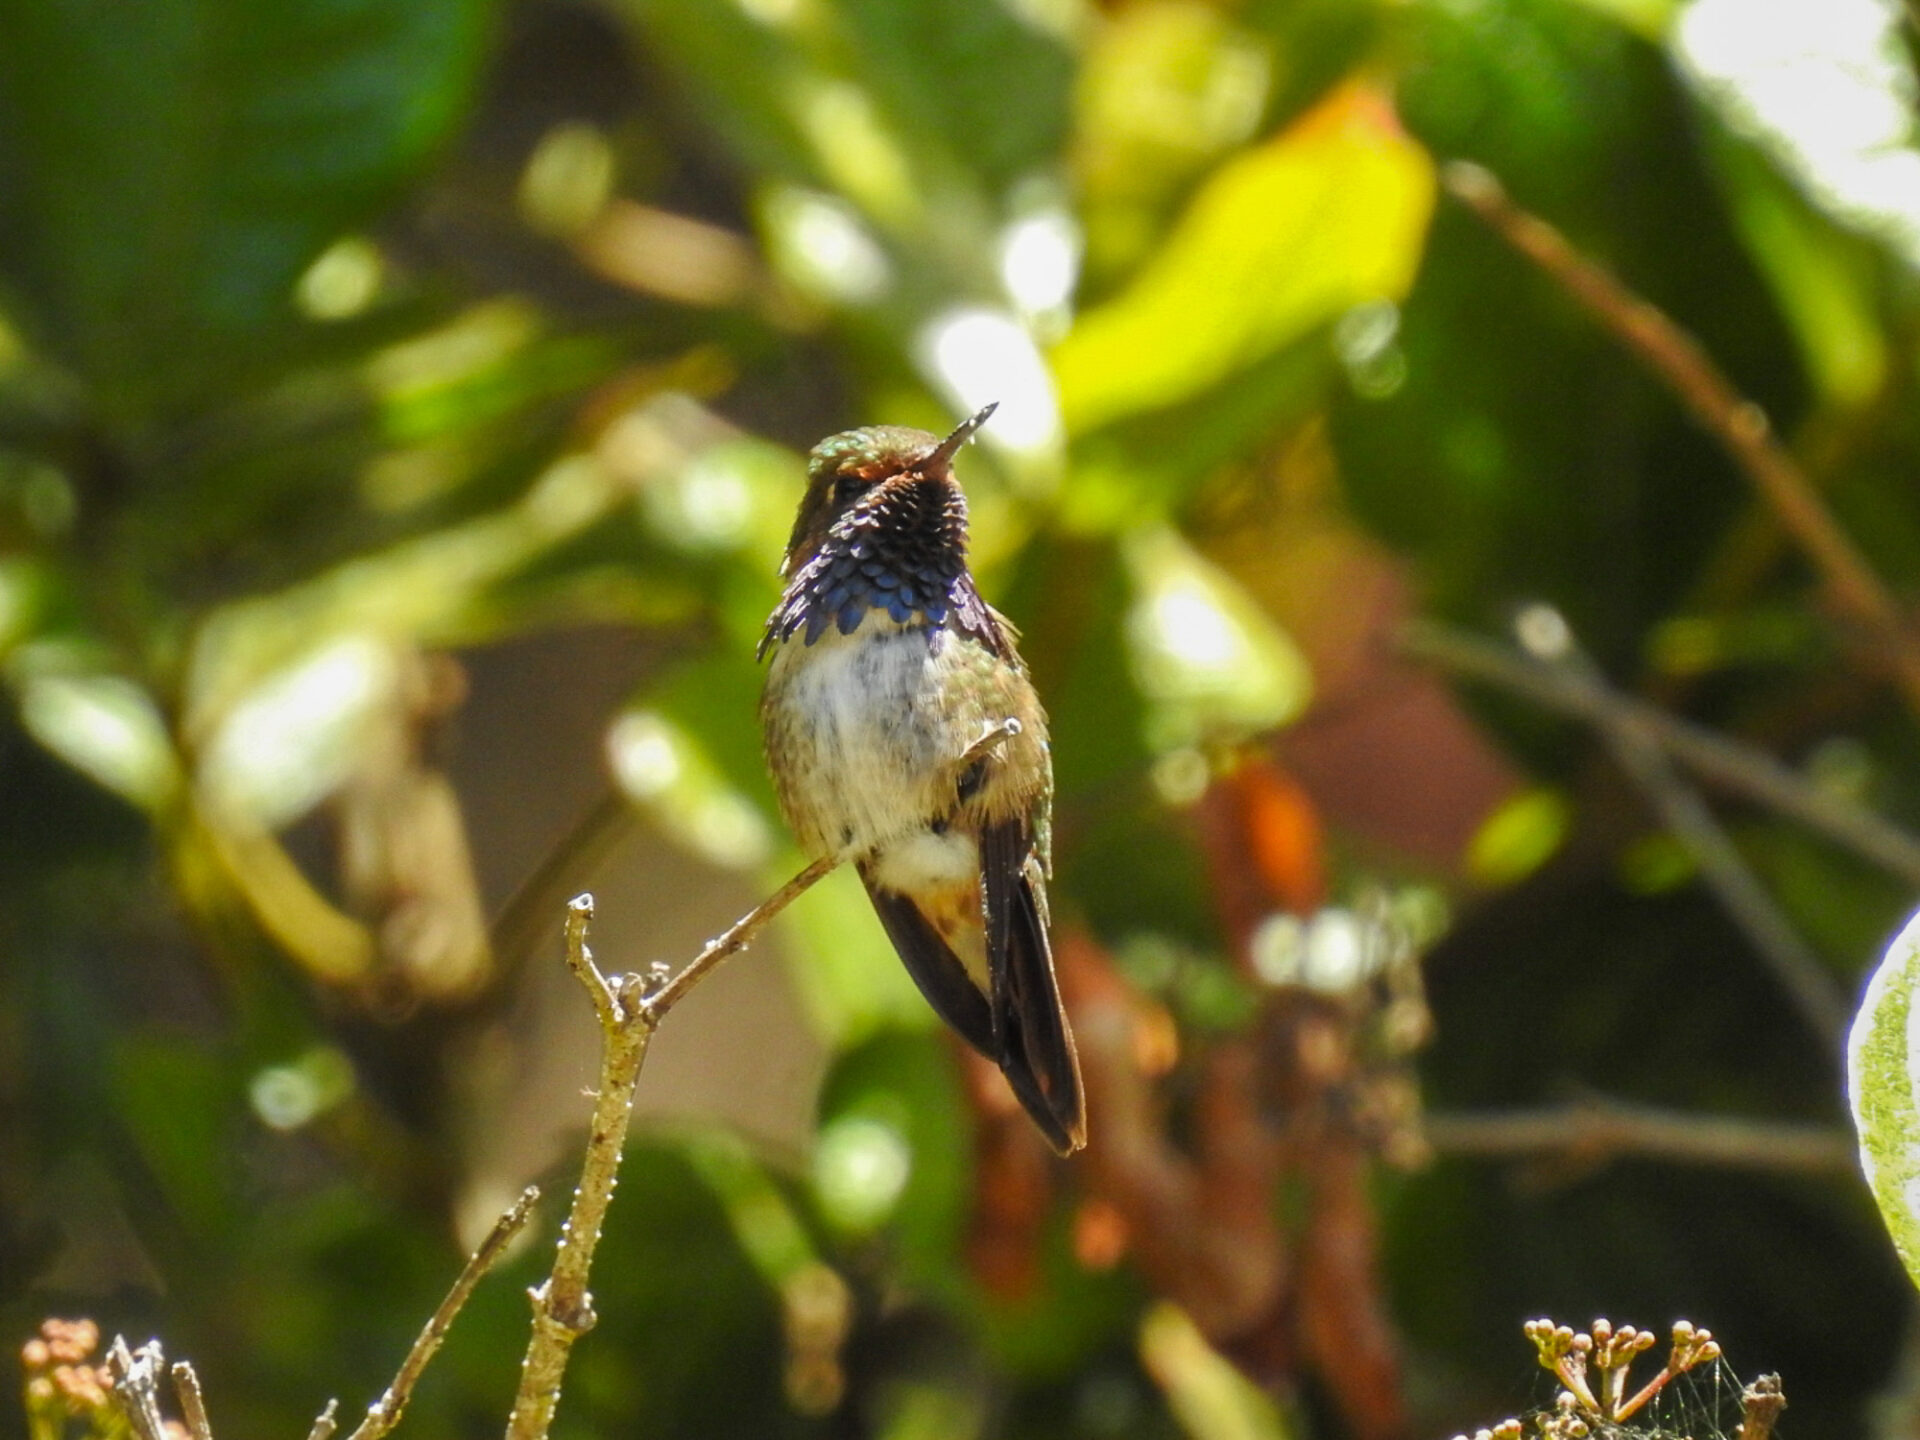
924, 401, 998, 470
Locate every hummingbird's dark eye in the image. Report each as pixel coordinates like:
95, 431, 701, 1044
833, 473, 866, 504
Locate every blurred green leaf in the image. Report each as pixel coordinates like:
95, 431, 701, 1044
0, 0, 493, 422
835, 0, 1074, 192
1053, 80, 1434, 435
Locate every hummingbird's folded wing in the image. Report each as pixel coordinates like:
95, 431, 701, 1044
981, 821, 1086, 1154
859, 865, 997, 1057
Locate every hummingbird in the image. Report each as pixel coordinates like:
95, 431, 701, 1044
758, 404, 1085, 1154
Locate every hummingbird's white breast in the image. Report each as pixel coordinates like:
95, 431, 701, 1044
759, 611, 1049, 864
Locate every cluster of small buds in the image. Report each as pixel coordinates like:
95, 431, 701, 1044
1669, 1320, 1720, 1373
1459, 1317, 1751, 1440
1524, 1318, 1602, 1413
1520, 1316, 1722, 1426
21, 1318, 120, 1438
1539, 1390, 1592, 1439
1449, 1418, 1524, 1440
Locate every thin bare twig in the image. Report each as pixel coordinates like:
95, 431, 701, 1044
646, 856, 835, 1017
1583, 655, 1852, 1050
307, 1398, 341, 1440
1424, 1098, 1854, 1176
507, 715, 1026, 1440
345, 1186, 541, 1440
1444, 161, 1920, 718
504, 863, 841, 1440
170, 1361, 213, 1440
1400, 619, 1920, 886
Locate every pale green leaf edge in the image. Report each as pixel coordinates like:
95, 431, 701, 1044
1848, 907, 1920, 1291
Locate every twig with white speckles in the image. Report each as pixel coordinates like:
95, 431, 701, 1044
340, 1185, 540, 1440
505, 873, 840, 1440
505, 717, 1026, 1440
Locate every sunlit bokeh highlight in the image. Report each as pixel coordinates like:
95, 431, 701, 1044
295, 236, 384, 321
1676, 0, 1920, 266
518, 121, 616, 237
812, 1113, 912, 1233
15, 663, 180, 813
199, 635, 397, 829
917, 306, 1062, 457
1123, 528, 1312, 752
607, 708, 772, 869
760, 185, 893, 304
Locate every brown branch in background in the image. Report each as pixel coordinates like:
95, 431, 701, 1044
1063, 932, 1290, 1343
1294, 1141, 1407, 1440
1443, 161, 1920, 718
1424, 1098, 1856, 1176
1574, 647, 1853, 1050
343, 1186, 541, 1440
1399, 619, 1920, 886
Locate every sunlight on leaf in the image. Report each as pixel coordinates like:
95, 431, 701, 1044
198, 635, 400, 830
1849, 907, 1920, 1292
813, 1112, 914, 1233
1139, 1302, 1292, 1440
1465, 787, 1571, 887
1675, 0, 1920, 270
1555, 0, 1681, 42
760, 184, 894, 303
607, 709, 773, 870
917, 306, 1063, 462
1054, 81, 1436, 434
1123, 527, 1312, 752
13, 661, 181, 812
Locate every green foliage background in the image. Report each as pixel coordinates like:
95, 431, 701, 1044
4, 0, 1920, 1437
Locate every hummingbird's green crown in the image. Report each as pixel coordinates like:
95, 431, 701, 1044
806, 425, 943, 483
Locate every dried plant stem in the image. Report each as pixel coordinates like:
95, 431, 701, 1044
1424, 1097, 1854, 1176
1444, 161, 1920, 718
505, 861, 839, 1440
1739, 1374, 1787, 1440
170, 1361, 213, 1440
307, 1399, 341, 1440
505, 895, 651, 1440
1400, 619, 1920, 886
344, 1186, 541, 1440
648, 856, 835, 1015
506, 716, 1023, 1440
105, 1339, 169, 1440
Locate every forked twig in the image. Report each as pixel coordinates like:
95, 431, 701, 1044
104, 1338, 168, 1440
505, 714, 1026, 1440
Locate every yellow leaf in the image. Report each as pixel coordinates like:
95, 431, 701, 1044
1053, 81, 1436, 435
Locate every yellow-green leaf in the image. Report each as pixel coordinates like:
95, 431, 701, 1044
1053, 81, 1436, 436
